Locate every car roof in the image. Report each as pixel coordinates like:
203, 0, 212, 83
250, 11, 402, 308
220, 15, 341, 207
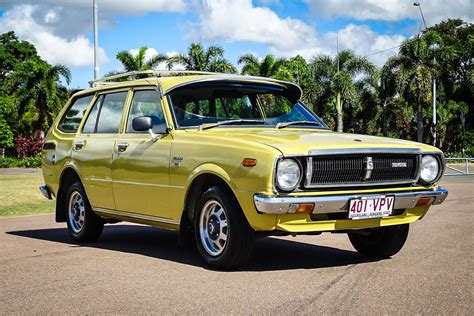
72, 73, 302, 100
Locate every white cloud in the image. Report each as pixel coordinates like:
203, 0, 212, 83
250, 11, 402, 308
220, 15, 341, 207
0, 0, 187, 40
128, 47, 160, 63
0, 0, 186, 15
305, 0, 473, 24
0, 5, 109, 67
190, 0, 328, 59
190, 0, 406, 65
324, 24, 406, 66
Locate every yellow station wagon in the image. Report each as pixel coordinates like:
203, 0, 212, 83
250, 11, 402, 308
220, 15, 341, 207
40, 70, 448, 269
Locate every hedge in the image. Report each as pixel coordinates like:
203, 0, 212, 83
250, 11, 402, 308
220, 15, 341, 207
0, 156, 42, 168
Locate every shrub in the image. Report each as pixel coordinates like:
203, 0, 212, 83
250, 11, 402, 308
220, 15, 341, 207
0, 116, 14, 149
15, 131, 44, 159
0, 156, 42, 168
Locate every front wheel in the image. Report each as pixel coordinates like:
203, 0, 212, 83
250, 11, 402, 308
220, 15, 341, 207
194, 186, 254, 269
66, 181, 104, 242
348, 224, 409, 258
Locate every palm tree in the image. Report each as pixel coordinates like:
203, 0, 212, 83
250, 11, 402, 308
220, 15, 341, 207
384, 31, 441, 142
4, 59, 71, 133
116, 46, 167, 72
237, 54, 288, 79
308, 49, 376, 132
167, 43, 236, 73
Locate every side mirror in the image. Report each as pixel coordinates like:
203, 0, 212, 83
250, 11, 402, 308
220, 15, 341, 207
132, 116, 153, 131
132, 116, 159, 142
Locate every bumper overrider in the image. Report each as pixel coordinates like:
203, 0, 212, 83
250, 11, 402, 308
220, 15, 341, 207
254, 187, 448, 215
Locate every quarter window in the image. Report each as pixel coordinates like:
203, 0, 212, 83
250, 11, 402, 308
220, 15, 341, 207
95, 91, 128, 134
58, 95, 94, 133
126, 90, 166, 133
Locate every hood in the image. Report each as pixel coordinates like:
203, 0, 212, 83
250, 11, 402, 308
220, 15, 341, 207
199, 128, 438, 155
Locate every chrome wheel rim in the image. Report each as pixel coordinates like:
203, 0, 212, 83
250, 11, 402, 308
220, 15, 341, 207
199, 199, 228, 257
68, 191, 85, 234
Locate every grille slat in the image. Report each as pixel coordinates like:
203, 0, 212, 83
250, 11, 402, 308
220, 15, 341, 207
307, 154, 417, 188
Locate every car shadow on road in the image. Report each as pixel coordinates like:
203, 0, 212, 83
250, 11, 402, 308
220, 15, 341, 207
7, 224, 378, 271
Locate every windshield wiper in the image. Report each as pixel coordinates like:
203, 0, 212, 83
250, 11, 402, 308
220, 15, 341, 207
275, 121, 321, 129
200, 119, 265, 130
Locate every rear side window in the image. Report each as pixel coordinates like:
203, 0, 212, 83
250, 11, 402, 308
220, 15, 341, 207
96, 92, 128, 133
82, 95, 103, 134
58, 95, 94, 133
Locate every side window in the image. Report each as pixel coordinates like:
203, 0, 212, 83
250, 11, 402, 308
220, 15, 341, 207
58, 95, 94, 133
126, 90, 165, 133
82, 95, 103, 134
96, 91, 128, 134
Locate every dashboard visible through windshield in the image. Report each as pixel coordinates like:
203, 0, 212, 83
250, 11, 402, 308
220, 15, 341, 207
167, 82, 327, 129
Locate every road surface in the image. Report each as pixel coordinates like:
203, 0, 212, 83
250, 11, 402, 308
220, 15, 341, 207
1, 179, 472, 314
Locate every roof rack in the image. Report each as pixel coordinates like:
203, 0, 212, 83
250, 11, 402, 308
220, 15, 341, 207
88, 70, 221, 87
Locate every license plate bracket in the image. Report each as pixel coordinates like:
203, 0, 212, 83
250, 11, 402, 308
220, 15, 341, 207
348, 195, 394, 220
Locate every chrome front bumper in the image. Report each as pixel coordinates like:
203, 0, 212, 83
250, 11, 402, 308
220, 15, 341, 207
254, 187, 448, 215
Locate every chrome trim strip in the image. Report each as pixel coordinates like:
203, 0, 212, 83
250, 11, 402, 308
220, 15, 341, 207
305, 156, 313, 187
307, 148, 422, 156
112, 180, 184, 189
84, 178, 184, 189
254, 187, 448, 215
94, 208, 179, 225
84, 177, 112, 183
305, 179, 415, 189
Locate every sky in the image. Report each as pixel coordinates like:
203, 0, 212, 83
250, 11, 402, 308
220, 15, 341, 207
0, 0, 472, 89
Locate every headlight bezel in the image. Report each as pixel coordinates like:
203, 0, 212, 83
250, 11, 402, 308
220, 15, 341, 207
275, 158, 303, 192
418, 153, 444, 186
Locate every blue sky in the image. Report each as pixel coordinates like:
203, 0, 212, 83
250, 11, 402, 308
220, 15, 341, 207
0, 0, 471, 88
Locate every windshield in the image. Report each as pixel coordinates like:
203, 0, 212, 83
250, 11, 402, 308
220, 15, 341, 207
168, 82, 327, 129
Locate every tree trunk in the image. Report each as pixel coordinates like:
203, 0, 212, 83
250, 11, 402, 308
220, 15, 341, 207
417, 102, 423, 143
336, 92, 343, 132
382, 99, 388, 137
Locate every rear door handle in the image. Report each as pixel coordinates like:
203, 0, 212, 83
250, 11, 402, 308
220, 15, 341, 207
74, 140, 85, 151
117, 142, 129, 153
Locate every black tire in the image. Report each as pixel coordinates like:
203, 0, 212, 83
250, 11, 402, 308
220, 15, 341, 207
348, 224, 409, 258
65, 181, 104, 242
194, 186, 254, 269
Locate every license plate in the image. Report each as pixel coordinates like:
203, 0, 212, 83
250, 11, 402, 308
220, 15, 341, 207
348, 196, 394, 220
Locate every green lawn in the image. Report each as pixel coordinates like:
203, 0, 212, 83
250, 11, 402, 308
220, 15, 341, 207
0, 172, 55, 216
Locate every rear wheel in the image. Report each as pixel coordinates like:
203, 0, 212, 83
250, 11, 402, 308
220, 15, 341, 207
194, 186, 254, 269
66, 181, 103, 242
348, 224, 409, 258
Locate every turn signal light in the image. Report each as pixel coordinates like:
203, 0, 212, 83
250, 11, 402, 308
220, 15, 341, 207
242, 158, 257, 167
289, 203, 314, 214
416, 197, 432, 207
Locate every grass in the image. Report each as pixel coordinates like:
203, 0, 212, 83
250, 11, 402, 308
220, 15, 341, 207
0, 172, 54, 217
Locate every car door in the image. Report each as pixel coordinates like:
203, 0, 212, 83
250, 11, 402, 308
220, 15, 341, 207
73, 90, 130, 211
111, 89, 172, 219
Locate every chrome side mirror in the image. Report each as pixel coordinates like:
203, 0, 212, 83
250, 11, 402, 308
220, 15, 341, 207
132, 116, 159, 142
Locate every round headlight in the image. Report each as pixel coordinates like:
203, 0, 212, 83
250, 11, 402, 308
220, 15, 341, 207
420, 155, 440, 184
276, 159, 301, 191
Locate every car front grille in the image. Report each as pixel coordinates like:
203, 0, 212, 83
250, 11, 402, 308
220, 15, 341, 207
305, 154, 419, 188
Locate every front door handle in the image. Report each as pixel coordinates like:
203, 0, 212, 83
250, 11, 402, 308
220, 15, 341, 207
117, 142, 129, 153
74, 140, 85, 151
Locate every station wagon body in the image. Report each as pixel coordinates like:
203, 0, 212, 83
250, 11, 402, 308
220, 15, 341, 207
41, 71, 448, 269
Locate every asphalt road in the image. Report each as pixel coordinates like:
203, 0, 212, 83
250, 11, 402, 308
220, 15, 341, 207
1, 179, 473, 314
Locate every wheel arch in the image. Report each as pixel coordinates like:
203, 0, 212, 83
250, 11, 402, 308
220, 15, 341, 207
178, 166, 245, 245
55, 166, 82, 222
